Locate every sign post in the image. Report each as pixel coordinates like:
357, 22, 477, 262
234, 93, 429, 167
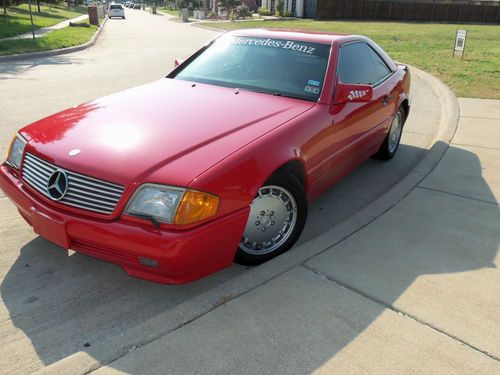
453, 29, 467, 58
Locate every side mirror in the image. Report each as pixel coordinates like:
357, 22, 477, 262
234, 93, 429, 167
334, 81, 373, 105
174, 58, 184, 67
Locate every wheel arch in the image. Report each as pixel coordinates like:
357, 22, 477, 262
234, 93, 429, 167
400, 98, 410, 123
272, 159, 307, 191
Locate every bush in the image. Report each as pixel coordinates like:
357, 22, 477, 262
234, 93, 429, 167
257, 7, 272, 16
237, 4, 251, 18
283, 10, 293, 17
206, 10, 217, 19
229, 8, 237, 21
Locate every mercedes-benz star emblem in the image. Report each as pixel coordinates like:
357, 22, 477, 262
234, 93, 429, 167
47, 170, 69, 201
69, 149, 81, 157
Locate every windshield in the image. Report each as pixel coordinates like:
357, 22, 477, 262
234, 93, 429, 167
174, 35, 331, 102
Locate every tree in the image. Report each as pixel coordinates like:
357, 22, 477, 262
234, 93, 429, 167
2, 0, 7, 16
275, 0, 283, 17
36, 0, 40, 13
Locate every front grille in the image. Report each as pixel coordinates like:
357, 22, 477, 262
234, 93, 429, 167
22, 153, 125, 215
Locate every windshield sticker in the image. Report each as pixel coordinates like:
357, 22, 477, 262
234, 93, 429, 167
304, 85, 320, 94
307, 79, 321, 87
232, 37, 316, 55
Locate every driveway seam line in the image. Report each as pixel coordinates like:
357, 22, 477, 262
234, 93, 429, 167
403, 130, 434, 136
460, 115, 500, 121
86, 266, 300, 373
450, 142, 500, 151
415, 186, 499, 206
301, 264, 500, 363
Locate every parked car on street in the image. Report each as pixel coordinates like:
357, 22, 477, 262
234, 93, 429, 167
1, 29, 410, 284
108, 3, 125, 18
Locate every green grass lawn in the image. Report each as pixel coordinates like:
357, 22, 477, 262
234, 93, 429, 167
0, 4, 87, 38
0, 23, 98, 56
201, 19, 500, 99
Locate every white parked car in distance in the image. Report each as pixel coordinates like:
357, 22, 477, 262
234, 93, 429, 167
108, 4, 125, 18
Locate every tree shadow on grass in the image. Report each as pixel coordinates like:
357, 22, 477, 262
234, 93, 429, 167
0, 21, 41, 38
6, 7, 84, 22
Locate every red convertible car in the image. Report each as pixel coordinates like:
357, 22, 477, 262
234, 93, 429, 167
1, 29, 410, 284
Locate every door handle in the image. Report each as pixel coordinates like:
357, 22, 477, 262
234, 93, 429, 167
381, 95, 393, 105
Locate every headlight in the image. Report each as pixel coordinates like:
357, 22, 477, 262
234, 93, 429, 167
6, 134, 26, 169
125, 184, 219, 225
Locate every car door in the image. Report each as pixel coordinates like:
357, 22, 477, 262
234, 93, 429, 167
307, 41, 396, 196
333, 41, 396, 153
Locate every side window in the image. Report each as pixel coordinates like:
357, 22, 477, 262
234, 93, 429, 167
337, 42, 392, 85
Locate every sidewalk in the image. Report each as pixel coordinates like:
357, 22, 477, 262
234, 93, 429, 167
93, 99, 500, 374
1, 14, 89, 41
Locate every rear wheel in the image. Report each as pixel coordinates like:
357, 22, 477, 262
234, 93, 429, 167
235, 173, 307, 266
374, 107, 405, 160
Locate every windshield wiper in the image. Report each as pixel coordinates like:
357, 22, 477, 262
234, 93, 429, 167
255, 90, 310, 101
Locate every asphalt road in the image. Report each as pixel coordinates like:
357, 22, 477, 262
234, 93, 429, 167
0, 10, 441, 374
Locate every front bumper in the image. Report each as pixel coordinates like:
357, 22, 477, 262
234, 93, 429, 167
0, 164, 249, 284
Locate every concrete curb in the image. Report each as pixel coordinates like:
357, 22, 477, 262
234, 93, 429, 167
0, 17, 108, 63
34, 67, 459, 375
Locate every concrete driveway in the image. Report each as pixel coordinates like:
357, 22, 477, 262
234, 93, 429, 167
0, 10, 466, 374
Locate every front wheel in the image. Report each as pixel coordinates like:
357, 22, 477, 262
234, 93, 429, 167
374, 107, 405, 160
235, 173, 307, 266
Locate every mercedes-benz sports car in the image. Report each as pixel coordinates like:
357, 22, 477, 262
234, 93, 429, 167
1, 29, 411, 284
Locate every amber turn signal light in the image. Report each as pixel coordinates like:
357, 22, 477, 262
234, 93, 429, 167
173, 190, 219, 225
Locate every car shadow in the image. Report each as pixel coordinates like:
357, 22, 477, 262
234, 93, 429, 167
0, 143, 497, 373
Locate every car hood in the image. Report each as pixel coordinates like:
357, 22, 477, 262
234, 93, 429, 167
20, 78, 315, 187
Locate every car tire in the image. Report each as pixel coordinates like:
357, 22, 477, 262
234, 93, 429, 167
373, 106, 405, 160
235, 172, 307, 266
